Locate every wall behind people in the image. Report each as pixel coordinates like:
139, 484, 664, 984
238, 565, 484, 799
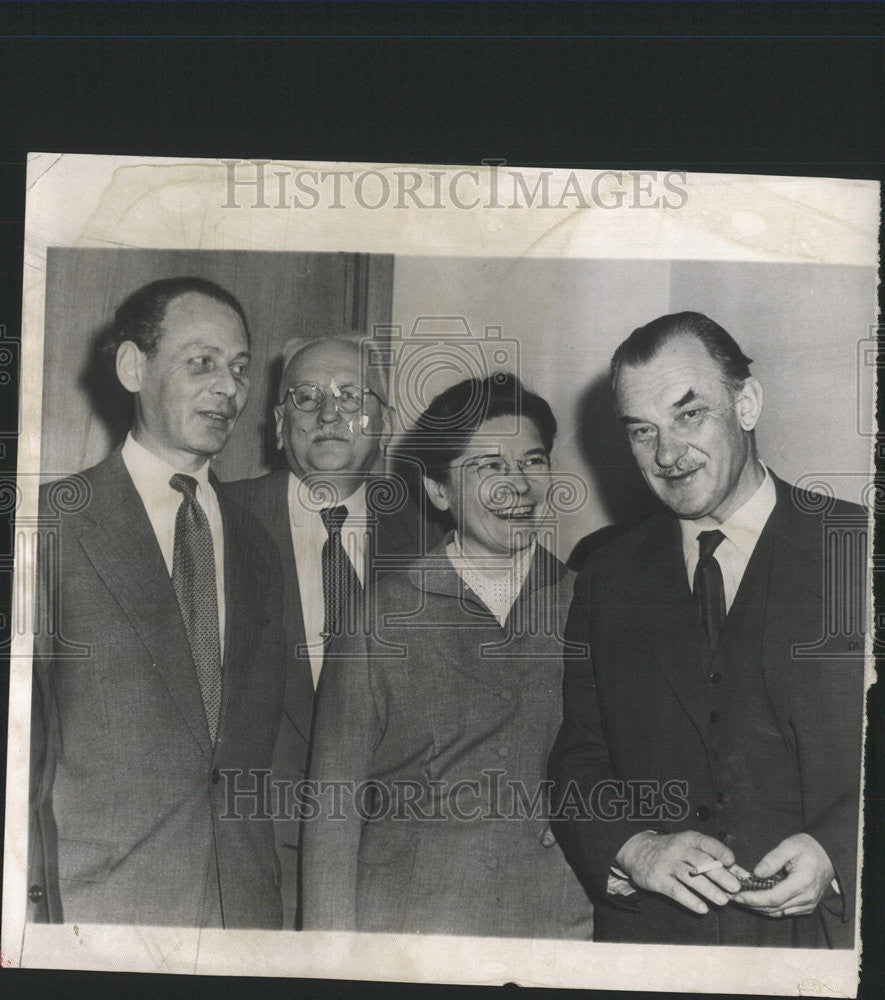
40, 248, 393, 481
38, 250, 875, 563
390, 257, 877, 562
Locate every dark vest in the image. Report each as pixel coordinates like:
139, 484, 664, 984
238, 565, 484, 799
674, 517, 829, 947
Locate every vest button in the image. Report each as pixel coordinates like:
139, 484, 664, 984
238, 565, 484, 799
695, 805, 711, 821
211, 768, 221, 784
709, 710, 719, 724
28, 884, 44, 904
497, 746, 509, 758
715, 791, 725, 804
708, 672, 722, 684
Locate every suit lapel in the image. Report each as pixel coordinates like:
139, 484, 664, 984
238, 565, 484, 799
77, 450, 214, 758
216, 474, 250, 748
633, 516, 712, 741
262, 471, 315, 742
758, 476, 823, 726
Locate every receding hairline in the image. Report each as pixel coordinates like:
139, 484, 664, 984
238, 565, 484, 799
278, 336, 389, 402
612, 329, 745, 396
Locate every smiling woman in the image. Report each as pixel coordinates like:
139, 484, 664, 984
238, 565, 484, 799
301, 373, 595, 938
416, 374, 556, 563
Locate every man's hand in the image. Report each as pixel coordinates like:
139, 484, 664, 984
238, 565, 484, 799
615, 830, 741, 915
734, 833, 835, 918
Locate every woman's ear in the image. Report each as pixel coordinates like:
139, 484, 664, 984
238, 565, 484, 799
422, 474, 451, 512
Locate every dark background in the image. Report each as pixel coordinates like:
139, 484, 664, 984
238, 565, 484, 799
1, 3, 882, 1000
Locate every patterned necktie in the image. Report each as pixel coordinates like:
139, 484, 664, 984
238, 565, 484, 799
170, 473, 222, 742
693, 529, 727, 646
320, 504, 363, 647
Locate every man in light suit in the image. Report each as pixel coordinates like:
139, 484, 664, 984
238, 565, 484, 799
549, 311, 866, 947
225, 335, 438, 927
29, 277, 287, 928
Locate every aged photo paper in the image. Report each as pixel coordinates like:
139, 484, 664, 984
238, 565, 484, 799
2, 155, 878, 995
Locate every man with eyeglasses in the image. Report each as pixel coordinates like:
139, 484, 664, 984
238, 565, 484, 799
225, 335, 437, 927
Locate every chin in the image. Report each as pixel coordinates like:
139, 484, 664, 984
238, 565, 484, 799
188, 434, 229, 456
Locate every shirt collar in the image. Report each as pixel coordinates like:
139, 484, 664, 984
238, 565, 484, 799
447, 531, 537, 579
122, 431, 211, 495
287, 473, 368, 526
679, 462, 776, 558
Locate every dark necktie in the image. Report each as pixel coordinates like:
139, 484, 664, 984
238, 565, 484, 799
320, 504, 363, 646
170, 473, 222, 742
693, 529, 727, 646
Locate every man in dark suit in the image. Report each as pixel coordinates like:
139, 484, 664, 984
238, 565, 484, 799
549, 311, 866, 947
225, 335, 437, 927
29, 277, 287, 928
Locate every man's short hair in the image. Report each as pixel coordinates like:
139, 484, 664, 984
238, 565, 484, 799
409, 372, 557, 484
610, 311, 754, 391
101, 276, 250, 368
277, 335, 389, 405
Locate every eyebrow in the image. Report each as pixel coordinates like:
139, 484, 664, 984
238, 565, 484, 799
460, 447, 548, 464
179, 341, 251, 358
672, 388, 698, 408
618, 388, 700, 425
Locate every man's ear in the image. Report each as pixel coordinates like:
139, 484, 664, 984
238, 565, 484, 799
273, 404, 285, 450
115, 340, 146, 394
422, 474, 451, 512
735, 377, 763, 432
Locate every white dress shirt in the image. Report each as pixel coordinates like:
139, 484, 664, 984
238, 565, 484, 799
446, 533, 536, 627
287, 475, 368, 689
680, 463, 777, 611
122, 433, 226, 654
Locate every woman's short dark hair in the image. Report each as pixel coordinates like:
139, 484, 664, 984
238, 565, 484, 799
101, 276, 250, 369
408, 372, 557, 484
610, 311, 753, 391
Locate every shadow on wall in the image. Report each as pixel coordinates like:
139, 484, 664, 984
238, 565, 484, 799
260, 352, 287, 472
79, 320, 134, 450
568, 372, 665, 568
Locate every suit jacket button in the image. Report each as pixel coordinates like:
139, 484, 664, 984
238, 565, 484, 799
708, 672, 722, 684
28, 884, 44, 904
694, 805, 711, 821
211, 768, 221, 784
499, 688, 512, 701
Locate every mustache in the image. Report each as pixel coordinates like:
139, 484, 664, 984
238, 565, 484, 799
654, 462, 703, 479
312, 432, 353, 442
